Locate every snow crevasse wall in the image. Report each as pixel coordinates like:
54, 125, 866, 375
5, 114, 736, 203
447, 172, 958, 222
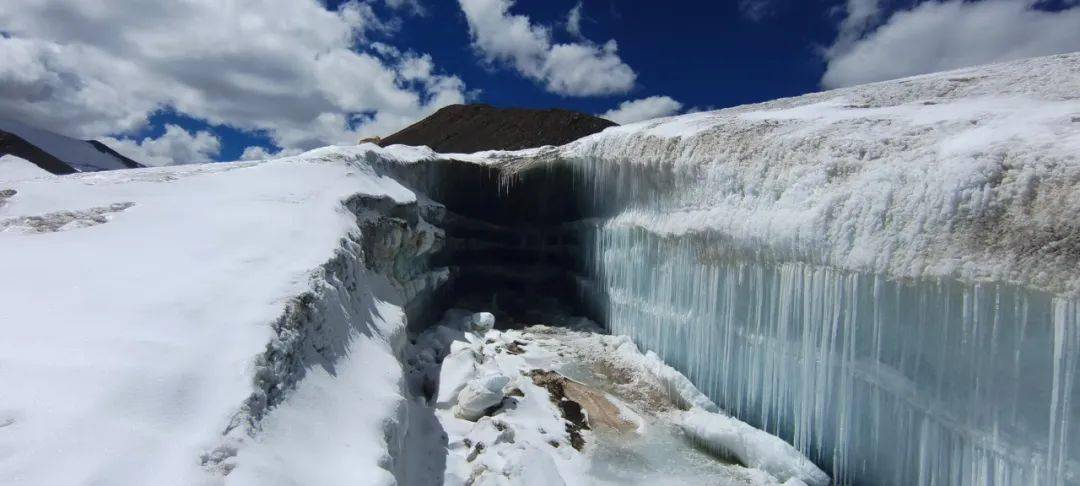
508, 53, 1080, 485
204, 189, 449, 483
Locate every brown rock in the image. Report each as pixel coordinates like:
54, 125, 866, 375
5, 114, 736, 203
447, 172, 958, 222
379, 104, 617, 153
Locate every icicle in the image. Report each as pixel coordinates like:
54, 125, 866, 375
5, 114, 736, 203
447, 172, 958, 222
576, 223, 1080, 485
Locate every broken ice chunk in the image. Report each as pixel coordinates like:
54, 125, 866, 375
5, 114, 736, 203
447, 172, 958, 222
680, 408, 829, 486
467, 312, 496, 334
437, 347, 479, 406
455, 373, 511, 421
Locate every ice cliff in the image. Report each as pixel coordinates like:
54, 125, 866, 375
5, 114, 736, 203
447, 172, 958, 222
501, 52, 1080, 485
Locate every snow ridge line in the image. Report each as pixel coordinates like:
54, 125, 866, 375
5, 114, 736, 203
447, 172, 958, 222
200, 192, 447, 477
496, 52, 1080, 296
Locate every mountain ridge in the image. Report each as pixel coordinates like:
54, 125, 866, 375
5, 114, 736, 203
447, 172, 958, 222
0, 118, 144, 175
379, 103, 617, 153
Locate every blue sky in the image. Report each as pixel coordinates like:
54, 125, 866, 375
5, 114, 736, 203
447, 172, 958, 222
2, 0, 1079, 164
356, 1, 835, 112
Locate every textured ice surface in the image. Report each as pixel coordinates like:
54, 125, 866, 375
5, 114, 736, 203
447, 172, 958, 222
512, 52, 1080, 295
576, 205, 1080, 485
681, 408, 830, 486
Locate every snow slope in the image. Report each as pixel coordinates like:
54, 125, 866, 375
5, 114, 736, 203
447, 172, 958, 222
0, 145, 437, 485
517, 51, 1080, 295
0, 118, 142, 172
0, 155, 54, 182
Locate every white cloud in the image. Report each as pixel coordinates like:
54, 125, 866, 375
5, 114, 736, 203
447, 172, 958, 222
240, 146, 275, 161
458, 0, 636, 96
826, 0, 884, 57
544, 41, 635, 97
566, 2, 584, 38
382, 0, 425, 15
239, 145, 303, 161
822, 0, 1080, 88
101, 125, 221, 167
739, 0, 778, 21
240, 146, 274, 161
600, 96, 684, 124
0, 0, 466, 160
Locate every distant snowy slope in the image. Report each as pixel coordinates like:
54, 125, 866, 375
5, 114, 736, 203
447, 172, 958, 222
533, 51, 1080, 294
0, 118, 143, 173
0, 155, 54, 182
0, 146, 437, 485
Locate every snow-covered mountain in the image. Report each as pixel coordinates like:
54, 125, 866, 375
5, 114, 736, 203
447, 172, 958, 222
0, 118, 143, 174
2, 52, 1079, 486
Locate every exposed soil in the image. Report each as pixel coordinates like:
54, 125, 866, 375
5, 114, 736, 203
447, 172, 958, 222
528, 369, 590, 450
379, 104, 617, 153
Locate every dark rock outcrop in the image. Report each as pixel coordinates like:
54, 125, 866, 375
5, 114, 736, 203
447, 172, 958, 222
0, 118, 145, 174
379, 104, 616, 153
0, 130, 78, 175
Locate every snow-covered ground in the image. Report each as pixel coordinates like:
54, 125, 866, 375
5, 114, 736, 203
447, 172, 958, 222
0, 155, 55, 182
408, 309, 826, 486
0, 145, 441, 485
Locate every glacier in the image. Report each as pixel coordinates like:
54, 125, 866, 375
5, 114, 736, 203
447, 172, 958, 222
2, 51, 1079, 485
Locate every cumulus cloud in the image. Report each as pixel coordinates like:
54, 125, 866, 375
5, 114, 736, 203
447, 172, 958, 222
600, 96, 684, 124
101, 125, 221, 167
458, 0, 636, 96
240, 146, 274, 161
0, 0, 466, 163
240, 145, 305, 161
823, 0, 1080, 88
826, 0, 884, 57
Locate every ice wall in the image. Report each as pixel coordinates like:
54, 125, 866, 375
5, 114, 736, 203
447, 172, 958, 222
511, 53, 1080, 485
578, 224, 1078, 484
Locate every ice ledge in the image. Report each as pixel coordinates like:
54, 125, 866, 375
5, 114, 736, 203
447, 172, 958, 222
492, 52, 1080, 295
